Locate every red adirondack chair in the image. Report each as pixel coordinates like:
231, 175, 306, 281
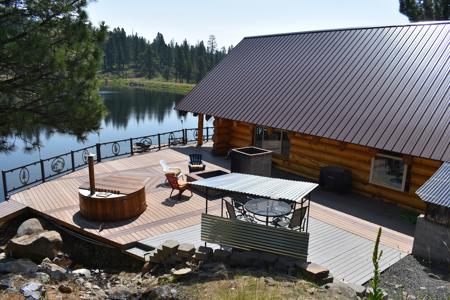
165, 173, 192, 200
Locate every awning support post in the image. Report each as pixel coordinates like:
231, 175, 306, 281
197, 113, 204, 147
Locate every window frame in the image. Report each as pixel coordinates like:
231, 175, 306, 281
254, 127, 289, 157
369, 153, 408, 192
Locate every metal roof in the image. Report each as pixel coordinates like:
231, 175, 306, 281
176, 22, 450, 162
416, 162, 450, 207
190, 173, 318, 202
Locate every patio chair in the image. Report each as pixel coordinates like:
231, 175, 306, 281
165, 173, 192, 200
230, 193, 250, 216
160, 160, 183, 179
225, 200, 255, 223
188, 154, 206, 173
272, 206, 308, 231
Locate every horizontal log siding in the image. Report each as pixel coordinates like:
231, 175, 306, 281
213, 119, 441, 211
213, 118, 254, 155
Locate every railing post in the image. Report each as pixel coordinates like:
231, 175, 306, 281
182, 129, 186, 145
96, 143, 101, 163
2, 170, 8, 200
206, 127, 209, 141
129, 138, 134, 156
40, 159, 45, 183
71, 151, 75, 172
157, 134, 161, 150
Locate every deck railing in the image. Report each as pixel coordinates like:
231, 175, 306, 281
1, 127, 213, 200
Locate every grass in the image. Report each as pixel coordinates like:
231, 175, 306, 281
98, 71, 195, 95
177, 273, 328, 300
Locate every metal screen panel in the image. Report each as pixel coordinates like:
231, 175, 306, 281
201, 214, 309, 260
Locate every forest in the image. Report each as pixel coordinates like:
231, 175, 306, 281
101, 28, 231, 83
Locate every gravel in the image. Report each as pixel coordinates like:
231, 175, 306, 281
378, 255, 449, 299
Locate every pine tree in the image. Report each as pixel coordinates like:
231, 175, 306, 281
399, 0, 449, 21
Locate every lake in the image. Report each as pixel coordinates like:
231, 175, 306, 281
0, 87, 211, 201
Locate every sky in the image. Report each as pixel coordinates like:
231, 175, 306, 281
87, 0, 410, 48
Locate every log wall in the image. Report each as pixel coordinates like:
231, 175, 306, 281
213, 119, 441, 211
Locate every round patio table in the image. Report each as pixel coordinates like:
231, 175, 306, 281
244, 198, 292, 225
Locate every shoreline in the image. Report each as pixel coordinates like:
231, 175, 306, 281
99, 76, 195, 95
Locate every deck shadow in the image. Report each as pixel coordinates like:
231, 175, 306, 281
72, 211, 139, 231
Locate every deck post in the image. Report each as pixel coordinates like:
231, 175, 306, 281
96, 143, 102, 163
71, 151, 75, 172
157, 133, 161, 150
40, 160, 45, 182
197, 113, 204, 147
206, 127, 209, 141
2, 170, 8, 200
129, 138, 134, 156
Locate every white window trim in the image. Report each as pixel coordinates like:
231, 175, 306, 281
369, 153, 408, 192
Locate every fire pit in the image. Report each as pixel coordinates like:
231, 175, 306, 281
78, 155, 146, 222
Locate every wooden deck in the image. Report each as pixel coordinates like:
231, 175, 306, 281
8, 144, 413, 255
0, 200, 27, 223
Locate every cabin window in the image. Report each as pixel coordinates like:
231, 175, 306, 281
369, 154, 408, 191
254, 127, 290, 156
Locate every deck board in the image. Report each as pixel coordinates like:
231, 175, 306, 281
0, 200, 27, 223
8, 144, 413, 256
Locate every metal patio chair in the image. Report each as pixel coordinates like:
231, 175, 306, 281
225, 200, 255, 223
272, 206, 308, 231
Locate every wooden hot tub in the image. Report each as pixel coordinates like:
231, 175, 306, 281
78, 175, 146, 222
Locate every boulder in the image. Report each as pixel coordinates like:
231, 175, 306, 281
162, 240, 180, 255
6, 230, 63, 262
297, 262, 329, 281
143, 285, 178, 300
0, 259, 38, 275
324, 282, 358, 299
107, 284, 132, 300
33, 272, 50, 284
38, 260, 67, 281
16, 219, 44, 237
177, 243, 195, 259
213, 249, 231, 263
21, 282, 43, 300
171, 267, 192, 279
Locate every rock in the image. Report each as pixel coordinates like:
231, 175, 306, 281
213, 249, 231, 263
0, 274, 15, 290
171, 267, 192, 279
143, 285, 178, 300
141, 261, 152, 274
58, 284, 72, 293
307, 287, 316, 295
345, 283, 366, 297
72, 268, 91, 278
264, 277, 277, 286
83, 281, 92, 289
21, 282, 43, 300
194, 246, 213, 261
162, 240, 180, 255
230, 251, 259, 267
53, 256, 72, 269
75, 277, 85, 287
107, 284, 132, 300
177, 243, 195, 259
38, 260, 67, 281
259, 252, 278, 266
0, 253, 6, 261
275, 256, 298, 273
324, 282, 358, 299
16, 218, 44, 237
6, 230, 63, 262
33, 272, 50, 284
406, 295, 417, 300
0, 258, 38, 274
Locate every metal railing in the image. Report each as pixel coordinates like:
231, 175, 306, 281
1, 127, 213, 200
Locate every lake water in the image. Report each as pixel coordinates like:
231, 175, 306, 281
0, 87, 210, 201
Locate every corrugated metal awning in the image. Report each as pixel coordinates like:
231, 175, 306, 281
416, 162, 450, 207
190, 173, 318, 202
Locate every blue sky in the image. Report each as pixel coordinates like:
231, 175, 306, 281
87, 0, 409, 48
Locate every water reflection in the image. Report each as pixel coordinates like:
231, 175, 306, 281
102, 87, 184, 129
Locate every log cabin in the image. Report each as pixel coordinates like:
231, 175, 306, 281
176, 22, 450, 211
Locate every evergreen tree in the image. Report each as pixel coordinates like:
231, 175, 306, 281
0, 0, 107, 151
399, 0, 449, 21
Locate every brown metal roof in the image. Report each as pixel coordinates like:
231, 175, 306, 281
176, 22, 450, 161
